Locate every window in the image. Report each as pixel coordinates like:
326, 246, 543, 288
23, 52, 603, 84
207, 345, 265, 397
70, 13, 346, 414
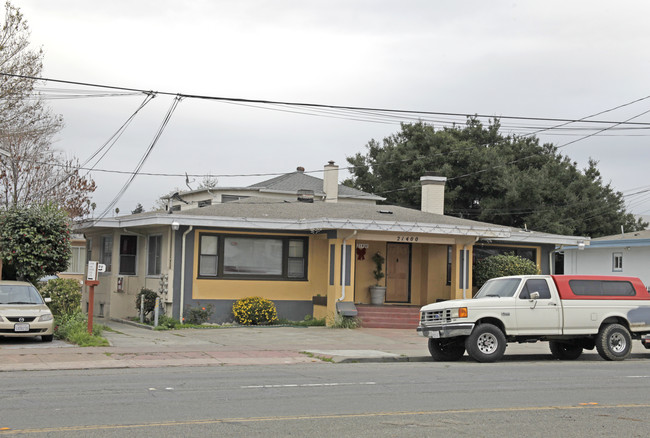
222, 195, 249, 203
147, 235, 162, 276
64, 246, 85, 274
197, 233, 308, 280
86, 238, 92, 264
199, 235, 219, 277
198, 199, 212, 207
612, 252, 623, 272
569, 280, 636, 296
519, 279, 551, 299
100, 236, 112, 273
119, 235, 138, 275
224, 237, 282, 275
288, 239, 305, 278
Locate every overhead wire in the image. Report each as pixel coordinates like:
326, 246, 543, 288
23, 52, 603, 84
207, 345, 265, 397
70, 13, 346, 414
4, 72, 650, 217
93, 95, 182, 222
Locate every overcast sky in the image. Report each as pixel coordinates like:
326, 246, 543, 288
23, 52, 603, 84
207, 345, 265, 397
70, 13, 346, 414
14, 0, 650, 218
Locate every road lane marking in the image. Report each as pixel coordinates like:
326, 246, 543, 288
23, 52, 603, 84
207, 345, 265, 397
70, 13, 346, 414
2, 403, 650, 435
240, 382, 376, 389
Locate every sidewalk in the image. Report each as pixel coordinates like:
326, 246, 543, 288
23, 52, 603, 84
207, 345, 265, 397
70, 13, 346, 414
1, 318, 649, 371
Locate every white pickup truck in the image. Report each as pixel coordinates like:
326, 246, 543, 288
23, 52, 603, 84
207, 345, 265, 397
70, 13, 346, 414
417, 275, 650, 362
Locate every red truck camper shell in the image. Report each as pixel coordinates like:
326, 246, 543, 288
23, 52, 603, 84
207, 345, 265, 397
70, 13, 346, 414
551, 275, 650, 301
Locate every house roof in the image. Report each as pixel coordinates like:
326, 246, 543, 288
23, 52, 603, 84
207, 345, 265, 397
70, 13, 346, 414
77, 197, 588, 245
163, 169, 384, 202
248, 170, 383, 201
562, 229, 650, 250
485, 227, 590, 246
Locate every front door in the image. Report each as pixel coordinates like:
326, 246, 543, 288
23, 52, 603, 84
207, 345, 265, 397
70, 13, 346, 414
385, 243, 410, 302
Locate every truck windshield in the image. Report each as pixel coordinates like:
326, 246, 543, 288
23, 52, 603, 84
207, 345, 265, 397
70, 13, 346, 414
475, 278, 522, 298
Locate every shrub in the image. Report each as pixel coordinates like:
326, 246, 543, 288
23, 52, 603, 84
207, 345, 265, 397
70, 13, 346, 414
155, 315, 181, 330
232, 297, 278, 325
135, 288, 160, 320
184, 304, 214, 325
473, 254, 539, 288
38, 278, 82, 316
54, 311, 108, 347
329, 313, 361, 329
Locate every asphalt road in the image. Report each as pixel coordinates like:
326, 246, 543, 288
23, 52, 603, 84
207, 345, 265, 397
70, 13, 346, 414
2, 359, 649, 437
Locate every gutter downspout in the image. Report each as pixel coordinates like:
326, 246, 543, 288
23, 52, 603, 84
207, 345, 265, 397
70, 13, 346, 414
339, 230, 357, 302
179, 225, 193, 323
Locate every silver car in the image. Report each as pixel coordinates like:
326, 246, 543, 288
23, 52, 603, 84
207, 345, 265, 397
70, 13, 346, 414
0, 281, 54, 342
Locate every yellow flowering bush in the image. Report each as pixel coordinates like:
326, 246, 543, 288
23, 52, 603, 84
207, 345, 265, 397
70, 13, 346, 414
232, 296, 278, 325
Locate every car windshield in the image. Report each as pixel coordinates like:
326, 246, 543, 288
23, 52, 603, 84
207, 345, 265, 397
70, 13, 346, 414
0, 284, 44, 305
474, 278, 522, 298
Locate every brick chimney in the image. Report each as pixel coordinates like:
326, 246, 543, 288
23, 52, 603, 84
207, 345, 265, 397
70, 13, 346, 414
420, 172, 446, 215
323, 161, 339, 203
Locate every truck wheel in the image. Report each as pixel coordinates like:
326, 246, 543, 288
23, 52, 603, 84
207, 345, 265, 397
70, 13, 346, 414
549, 341, 583, 360
596, 324, 631, 361
465, 324, 506, 363
428, 338, 465, 361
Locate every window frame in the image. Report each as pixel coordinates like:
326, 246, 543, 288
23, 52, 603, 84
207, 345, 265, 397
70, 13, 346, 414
99, 235, 113, 273
147, 234, 163, 277
612, 252, 623, 272
63, 246, 86, 274
197, 233, 308, 281
119, 235, 138, 276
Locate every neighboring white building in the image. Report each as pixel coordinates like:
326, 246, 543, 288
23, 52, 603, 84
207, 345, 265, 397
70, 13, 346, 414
164, 162, 384, 212
564, 229, 650, 286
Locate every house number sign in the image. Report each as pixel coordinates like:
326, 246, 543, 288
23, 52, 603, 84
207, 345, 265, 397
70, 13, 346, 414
396, 236, 419, 242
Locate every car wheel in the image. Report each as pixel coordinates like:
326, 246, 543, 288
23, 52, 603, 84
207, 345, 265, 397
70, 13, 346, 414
428, 337, 465, 361
41, 335, 53, 342
465, 324, 506, 363
596, 323, 631, 361
549, 341, 583, 360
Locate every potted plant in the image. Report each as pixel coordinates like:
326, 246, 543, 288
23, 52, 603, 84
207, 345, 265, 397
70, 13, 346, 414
369, 252, 386, 305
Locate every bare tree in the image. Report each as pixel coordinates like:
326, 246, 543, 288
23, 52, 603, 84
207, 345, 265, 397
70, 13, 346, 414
0, 2, 95, 217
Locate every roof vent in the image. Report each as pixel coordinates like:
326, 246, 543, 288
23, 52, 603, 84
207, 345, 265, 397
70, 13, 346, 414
297, 189, 314, 203
296, 166, 305, 172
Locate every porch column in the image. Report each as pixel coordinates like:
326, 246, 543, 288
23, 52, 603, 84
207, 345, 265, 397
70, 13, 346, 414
451, 240, 475, 299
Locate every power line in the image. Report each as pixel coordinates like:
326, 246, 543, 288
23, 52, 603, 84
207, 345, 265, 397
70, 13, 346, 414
4, 72, 650, 127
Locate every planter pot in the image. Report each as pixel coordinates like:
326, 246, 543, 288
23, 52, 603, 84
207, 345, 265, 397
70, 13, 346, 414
369, 286, 386, 305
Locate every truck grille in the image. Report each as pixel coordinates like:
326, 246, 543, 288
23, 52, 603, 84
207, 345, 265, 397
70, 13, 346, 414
420, 309, 452, 324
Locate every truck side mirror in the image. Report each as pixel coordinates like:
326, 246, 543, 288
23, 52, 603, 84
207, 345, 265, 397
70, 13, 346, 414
529, 291, 540, 300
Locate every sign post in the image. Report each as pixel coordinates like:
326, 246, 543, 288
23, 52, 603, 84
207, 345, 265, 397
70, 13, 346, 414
85, 261, 105, 334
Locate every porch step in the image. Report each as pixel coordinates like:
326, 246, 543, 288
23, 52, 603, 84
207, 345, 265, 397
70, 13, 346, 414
356, 305, 420, 330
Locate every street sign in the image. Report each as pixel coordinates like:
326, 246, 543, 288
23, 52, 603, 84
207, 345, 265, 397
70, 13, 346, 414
87, 261, 98, 281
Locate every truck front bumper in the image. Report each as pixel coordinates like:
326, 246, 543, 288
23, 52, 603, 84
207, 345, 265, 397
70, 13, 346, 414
417, 322, 475, 338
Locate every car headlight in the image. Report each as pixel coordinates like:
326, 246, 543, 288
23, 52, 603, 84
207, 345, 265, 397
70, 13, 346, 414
39, 313, 54, 322
450, 307, 468, 318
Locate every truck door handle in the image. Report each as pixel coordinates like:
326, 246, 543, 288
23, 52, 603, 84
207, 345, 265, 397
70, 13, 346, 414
548, 303, 557, 306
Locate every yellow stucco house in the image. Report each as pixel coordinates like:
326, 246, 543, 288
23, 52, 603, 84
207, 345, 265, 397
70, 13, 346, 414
75, 162, 588, 324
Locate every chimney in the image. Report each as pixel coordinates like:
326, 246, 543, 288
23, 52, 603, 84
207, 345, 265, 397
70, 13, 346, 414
323, 160, 339, 203
420, 172, 446, 215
